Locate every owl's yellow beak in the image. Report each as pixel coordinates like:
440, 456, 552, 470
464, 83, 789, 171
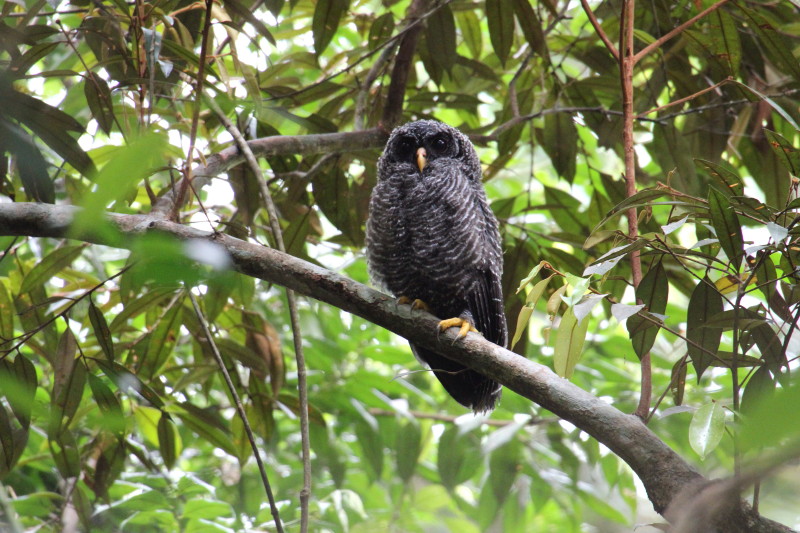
416, 147, 428, 172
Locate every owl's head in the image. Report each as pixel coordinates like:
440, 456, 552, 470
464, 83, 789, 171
378, 120, 480, 180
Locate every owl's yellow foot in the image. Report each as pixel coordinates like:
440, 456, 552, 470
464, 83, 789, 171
398, 296, 430, 312
439, 317, 479, 338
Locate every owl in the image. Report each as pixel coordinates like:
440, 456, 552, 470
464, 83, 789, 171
365, 120, 509, 413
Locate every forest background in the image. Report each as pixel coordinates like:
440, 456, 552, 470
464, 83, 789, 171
1, 0, 800, 531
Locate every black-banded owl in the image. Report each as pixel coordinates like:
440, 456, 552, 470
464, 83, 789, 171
365, 120, 509, 413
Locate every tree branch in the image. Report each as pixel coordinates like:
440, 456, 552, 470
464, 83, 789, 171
580, 0, 619, 61
0, 201, 791, 531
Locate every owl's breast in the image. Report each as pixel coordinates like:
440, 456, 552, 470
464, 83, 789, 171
365, 164, 492, 307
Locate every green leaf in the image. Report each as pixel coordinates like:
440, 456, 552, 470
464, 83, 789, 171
158, 414, 181, 470
437, 424, 481, 489
395, 419, 422, 482
763, 129, 800, 177
515, 261, 545, 293
627, 261, 668, 360
51, 329, 86, 433
544, 186, 584, 235
671, 358, 687, 406
553, 306, 589, 378
686, 277, 723, 381
733, 80, 800, 133
736, 6, 800, 83
455, 10, 482, 59
525, 273, 554, 308
49, 431, 80, 477
88, 374, 125, 437
8, 492, 62, 519
708, 188, 744, 269
142, 300, 182, 379
172, 404, 238, 458
368, 13, 394, 51
751, 322, 786, 373
89, 299, 115, 362
217, 338, 268, 376
740, 365, 775, 417
84, 72, 114, 135
0, 281, 14, 342
134, 405, 161, 447
0, 119, 54, 203
583, 239, 648, 276
7, 354, 37, 428
511, 306, 533, 349
312, 0, 349, 56
486, 0, 514, 66
1, 85, 95, 176
425, 4, 456, 73
488, 441, 521, 505
695, 159, 744, 198
703, 9, 741, 77
539, 113, 577, 182
580, 489, 630, 524
182, 500, 233, 521
653, 123, 700, 195
741, 374, 800, 451
354, 420, 383, 481
689, 402, 725, 460
223, 0, 276, 45
109, 287, 177, 332
592, 188, 670, 233
19, 245, 84, 295
0, 405, 15, 471
512, 0, 545, 56
754, 250, 792, 323
73, 132, 169, 239
96, 359, 165, 409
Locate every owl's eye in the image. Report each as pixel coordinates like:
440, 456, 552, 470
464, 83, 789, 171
396, 137, 416, 159
429, 134, 450, 155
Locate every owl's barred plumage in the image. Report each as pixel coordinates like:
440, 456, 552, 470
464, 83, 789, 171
365, 120, 509, 413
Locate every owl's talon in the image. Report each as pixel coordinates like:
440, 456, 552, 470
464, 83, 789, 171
411, 299, 429, 312
398, 296, 430, 312
439, 317, 478, 339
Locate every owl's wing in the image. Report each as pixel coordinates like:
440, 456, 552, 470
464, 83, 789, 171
467, 265, 508, 348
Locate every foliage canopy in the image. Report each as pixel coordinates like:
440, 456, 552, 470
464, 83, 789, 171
1, 0, 800, 531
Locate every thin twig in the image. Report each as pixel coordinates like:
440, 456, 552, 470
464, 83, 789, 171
508, 51, 535, 118
638, 77, 734, 118
580, 0, 620, 61
175, 0, 214, 221
264, 0, 442, 105
0, 482, 24, 533
617, 0, 651, 420
205, 96, 312, 533
354, 41, 400, 130
188, 292, 284, 533
0, 265, 126, 360
382, 0, 430, 127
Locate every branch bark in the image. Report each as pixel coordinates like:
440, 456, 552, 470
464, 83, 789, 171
0, 202, 793, 532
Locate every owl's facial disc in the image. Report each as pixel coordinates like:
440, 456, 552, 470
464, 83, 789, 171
416, 147, 428, 172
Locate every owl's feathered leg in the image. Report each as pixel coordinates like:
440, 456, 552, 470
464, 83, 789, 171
439, 317, 479, 338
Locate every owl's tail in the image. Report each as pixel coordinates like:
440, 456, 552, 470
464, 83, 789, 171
411, 345, 502, 413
